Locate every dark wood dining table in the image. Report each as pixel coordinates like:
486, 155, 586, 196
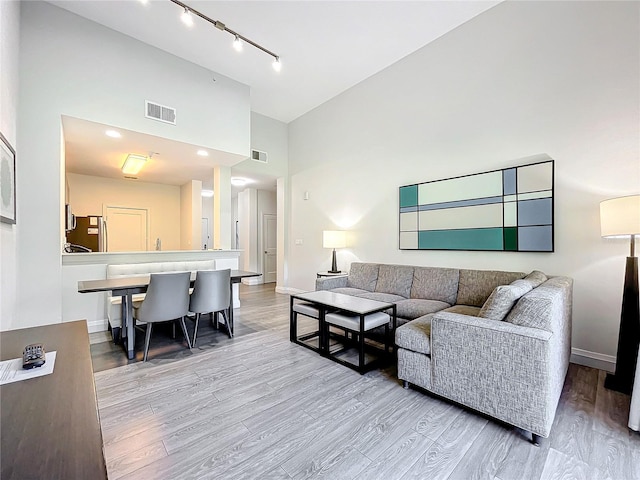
78, 270, 260, 359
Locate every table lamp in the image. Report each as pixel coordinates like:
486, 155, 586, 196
600, 194, 640, 394
323, 230, 347, 273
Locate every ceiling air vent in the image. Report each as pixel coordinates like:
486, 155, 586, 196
145, 100, 176, 125
251, 149, 268, 163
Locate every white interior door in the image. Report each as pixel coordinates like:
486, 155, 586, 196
104, 206, 148, 252
201, 217, 210, 250
263, 214, 277, 283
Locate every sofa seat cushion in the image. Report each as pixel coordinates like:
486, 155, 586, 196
411, 267, 460, 305
395, 314, 434, 355
457, 269, 526, 307
346, 263, 379, 292
395, 299, 450, 320
329, 287, 371, 297
355, 292, 406, 304
375, 264, 414, 298
442, 305, 481, 316
478, 279, 533, 321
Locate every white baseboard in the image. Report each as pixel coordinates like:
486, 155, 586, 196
571, 347, 615, 372
87, 318, 109, 333
275, 286, 305, 295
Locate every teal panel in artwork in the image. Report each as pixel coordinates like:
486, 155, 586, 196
418, 228, 504, 250
400, 185, 418, 208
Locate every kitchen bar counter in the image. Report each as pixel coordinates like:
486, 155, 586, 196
61, 249, 243, 333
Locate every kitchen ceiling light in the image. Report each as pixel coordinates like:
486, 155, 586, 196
168, 0, 280, 71
230, 177, 249, 186
196, 149, 209, 157
121, 154, 148, 175
105, 130, 121, 138
201, 189, 214, 198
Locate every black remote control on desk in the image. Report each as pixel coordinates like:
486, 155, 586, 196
22, 343, 46, 369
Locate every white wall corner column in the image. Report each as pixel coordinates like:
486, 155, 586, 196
180, 180, 202, 250
276, 176, 289, 293
213, 166, 232, 249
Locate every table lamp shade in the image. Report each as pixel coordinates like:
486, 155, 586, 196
323, 230, 347, 249
600, 195, 640, 237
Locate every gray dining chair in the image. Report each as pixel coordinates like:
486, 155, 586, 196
189, 269, 231, 346
133, 271, 192, 361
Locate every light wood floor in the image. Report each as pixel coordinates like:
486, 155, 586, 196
92, 284, 640, 480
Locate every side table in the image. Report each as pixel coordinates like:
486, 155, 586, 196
317, 271, 348, 278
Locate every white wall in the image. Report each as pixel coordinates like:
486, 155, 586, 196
67, 173, 182, 251
180, 180, 202, 250
15, 1, 250, 328
235, 112, 288, 179
288, 1, 640, 363
0, 0, 19, 331
237, 188, 276, 282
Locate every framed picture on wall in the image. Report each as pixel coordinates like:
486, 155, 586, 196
1, 131, 16, 224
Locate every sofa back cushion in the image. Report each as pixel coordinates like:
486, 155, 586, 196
505, 276, 572, 331
456, 269, 525, 307
347, 263, 379, 292
522, 270, 548, 289
410, 267, 459, 305
375, 264, 414, 298
477, 279, 533, 321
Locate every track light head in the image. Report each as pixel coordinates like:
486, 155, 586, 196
272, 56, 281, 72
181, 7, 193, 27
233, 35, 243, 52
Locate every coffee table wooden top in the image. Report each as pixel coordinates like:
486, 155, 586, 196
292, 290, 394, 315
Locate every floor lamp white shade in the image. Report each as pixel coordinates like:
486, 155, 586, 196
323, 230, 346, 273
600, 195, 640, 239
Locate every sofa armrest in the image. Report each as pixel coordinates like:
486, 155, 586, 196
315, 276, 348, 291
430, 312, 556, 436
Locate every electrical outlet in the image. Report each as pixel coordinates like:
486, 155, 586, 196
295, 239, 303, 245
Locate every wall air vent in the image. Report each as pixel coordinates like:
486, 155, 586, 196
251, 149, 268, 163
145, 100, 176, 125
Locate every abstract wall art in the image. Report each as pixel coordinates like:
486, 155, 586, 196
399, 160, 554, 252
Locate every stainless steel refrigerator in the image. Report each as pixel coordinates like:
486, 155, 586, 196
66, 216, 105, 252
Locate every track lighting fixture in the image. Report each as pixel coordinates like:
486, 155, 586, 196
233, 35, 243, 52
168, 0, 281, 71
180, 7, 193, 27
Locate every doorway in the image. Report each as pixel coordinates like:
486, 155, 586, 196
262, 213, 277, 283
103, 206, 149, 252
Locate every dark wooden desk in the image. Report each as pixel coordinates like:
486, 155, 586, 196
78, 270, 260, 359
0, 321, 107, 480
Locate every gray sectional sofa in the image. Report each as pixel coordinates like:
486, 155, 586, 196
315, 262, 573, 443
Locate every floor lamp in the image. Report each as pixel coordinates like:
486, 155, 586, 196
323, 230, 346, 273
601, 195, 640, 394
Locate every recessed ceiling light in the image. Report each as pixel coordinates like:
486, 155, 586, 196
197, 150, 209, 157
105, 130, 121, 138
230, 177, 249, 186
201, 189, 214, 198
